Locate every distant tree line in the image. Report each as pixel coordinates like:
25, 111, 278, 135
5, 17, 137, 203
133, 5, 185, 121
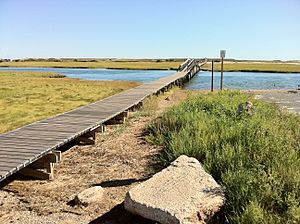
0, 59, 11, 62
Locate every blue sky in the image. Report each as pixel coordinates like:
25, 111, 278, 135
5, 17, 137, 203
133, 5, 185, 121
0, 0, 299, 60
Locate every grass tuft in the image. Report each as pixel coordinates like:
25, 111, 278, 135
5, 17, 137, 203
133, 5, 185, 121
146, 91, 300, 223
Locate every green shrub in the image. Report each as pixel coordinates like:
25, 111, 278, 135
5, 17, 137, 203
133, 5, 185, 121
146, 91, 300, 223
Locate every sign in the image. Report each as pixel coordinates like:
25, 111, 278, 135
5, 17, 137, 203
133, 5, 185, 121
220, 50, 226, 58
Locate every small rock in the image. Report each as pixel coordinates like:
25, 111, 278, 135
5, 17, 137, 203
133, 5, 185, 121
74, 186, 104, 206
237, 101, 254, 115
246, 101, 254, 115
124, 155, 225, 224
165, 96, 171, 101
237, 103, 244, 114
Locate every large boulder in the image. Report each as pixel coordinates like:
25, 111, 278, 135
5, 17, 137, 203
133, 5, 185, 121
74, 186, 104, 206
124, 155, 225, 224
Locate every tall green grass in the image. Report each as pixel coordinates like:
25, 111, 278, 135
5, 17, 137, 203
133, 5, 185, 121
146, 91, 300, 223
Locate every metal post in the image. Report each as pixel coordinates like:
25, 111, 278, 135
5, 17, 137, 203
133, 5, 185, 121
211, 61, 214, 92
220, 58, 224, 91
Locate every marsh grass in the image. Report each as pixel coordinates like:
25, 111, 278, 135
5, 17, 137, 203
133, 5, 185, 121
0, 61, 182, 70
0, 71, 139, 133
146, 91, 300, 223
139, 96, 160, 117
201, 62, 300, 73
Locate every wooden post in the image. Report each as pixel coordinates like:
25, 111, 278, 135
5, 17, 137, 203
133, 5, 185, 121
95, 125, 106, 133
220, 50, 226, 91
211, 61, 214, 92
220, 58, 224, 91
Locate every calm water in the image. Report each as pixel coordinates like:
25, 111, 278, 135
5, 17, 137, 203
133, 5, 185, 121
0, 67, 174, 82
0, 67, 299, 90
185, 71, 300, 90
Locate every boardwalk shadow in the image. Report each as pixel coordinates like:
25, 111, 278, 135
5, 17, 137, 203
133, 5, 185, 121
94, 178, 148, 188
89, 202, 157, 224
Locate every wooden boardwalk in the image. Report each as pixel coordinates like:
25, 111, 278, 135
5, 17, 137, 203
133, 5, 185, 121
0, 59, 206, 183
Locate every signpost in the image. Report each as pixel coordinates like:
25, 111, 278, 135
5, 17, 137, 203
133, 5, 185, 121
220, 50, 226, 91
211, 60, 214, 92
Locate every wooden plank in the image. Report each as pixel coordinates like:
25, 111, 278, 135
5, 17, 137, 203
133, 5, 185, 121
4, 134, 72, 141
0, 157, 30, 163
0, 158, 33, 165
12, 132, 89, 141
0, 143, 53, 151
0, 167, 14, 173
0, 147, 45, 153
0, 138, 64, 147
0, 139, 61, 146
12, 123, 92, 130
0, 153, 38, 159
0, 149, 39, 155
43, 115, 103, 122
1, 134, 70, 141
67, 108, 123, 114
25, 121, 95, 128
7, 129, 81, 137
0, 162, 21, 169
0, 144, 52, 152
0, 135, 63, 141
56, 114, 108, 120
0, 143, 50, 150
38, 120, 99, 126
0, 153, 34, 159
6, 129, 71, 136
10, 128, 80, 136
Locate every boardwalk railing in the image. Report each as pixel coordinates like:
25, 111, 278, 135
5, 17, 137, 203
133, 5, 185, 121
0, 59, 206, 183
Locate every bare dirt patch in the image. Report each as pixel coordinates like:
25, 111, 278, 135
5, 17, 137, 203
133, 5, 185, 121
0, 90, 188, 224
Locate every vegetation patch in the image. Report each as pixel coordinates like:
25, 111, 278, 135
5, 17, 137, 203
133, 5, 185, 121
0, 71, 139, 133
146, 91, 300, 223
0, 60, 182, 70
201, 62, 300, 73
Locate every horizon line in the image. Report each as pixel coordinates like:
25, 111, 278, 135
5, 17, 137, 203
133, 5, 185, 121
1, 57, 300, 62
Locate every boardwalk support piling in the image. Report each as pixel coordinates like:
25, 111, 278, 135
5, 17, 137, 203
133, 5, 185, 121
76, 131, 96, 145
105, 111, 129, 125
95, 125, 106, 133
19, 151, 61, 180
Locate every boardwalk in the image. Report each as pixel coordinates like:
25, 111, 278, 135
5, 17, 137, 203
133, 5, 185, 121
0, 59, 206, 183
